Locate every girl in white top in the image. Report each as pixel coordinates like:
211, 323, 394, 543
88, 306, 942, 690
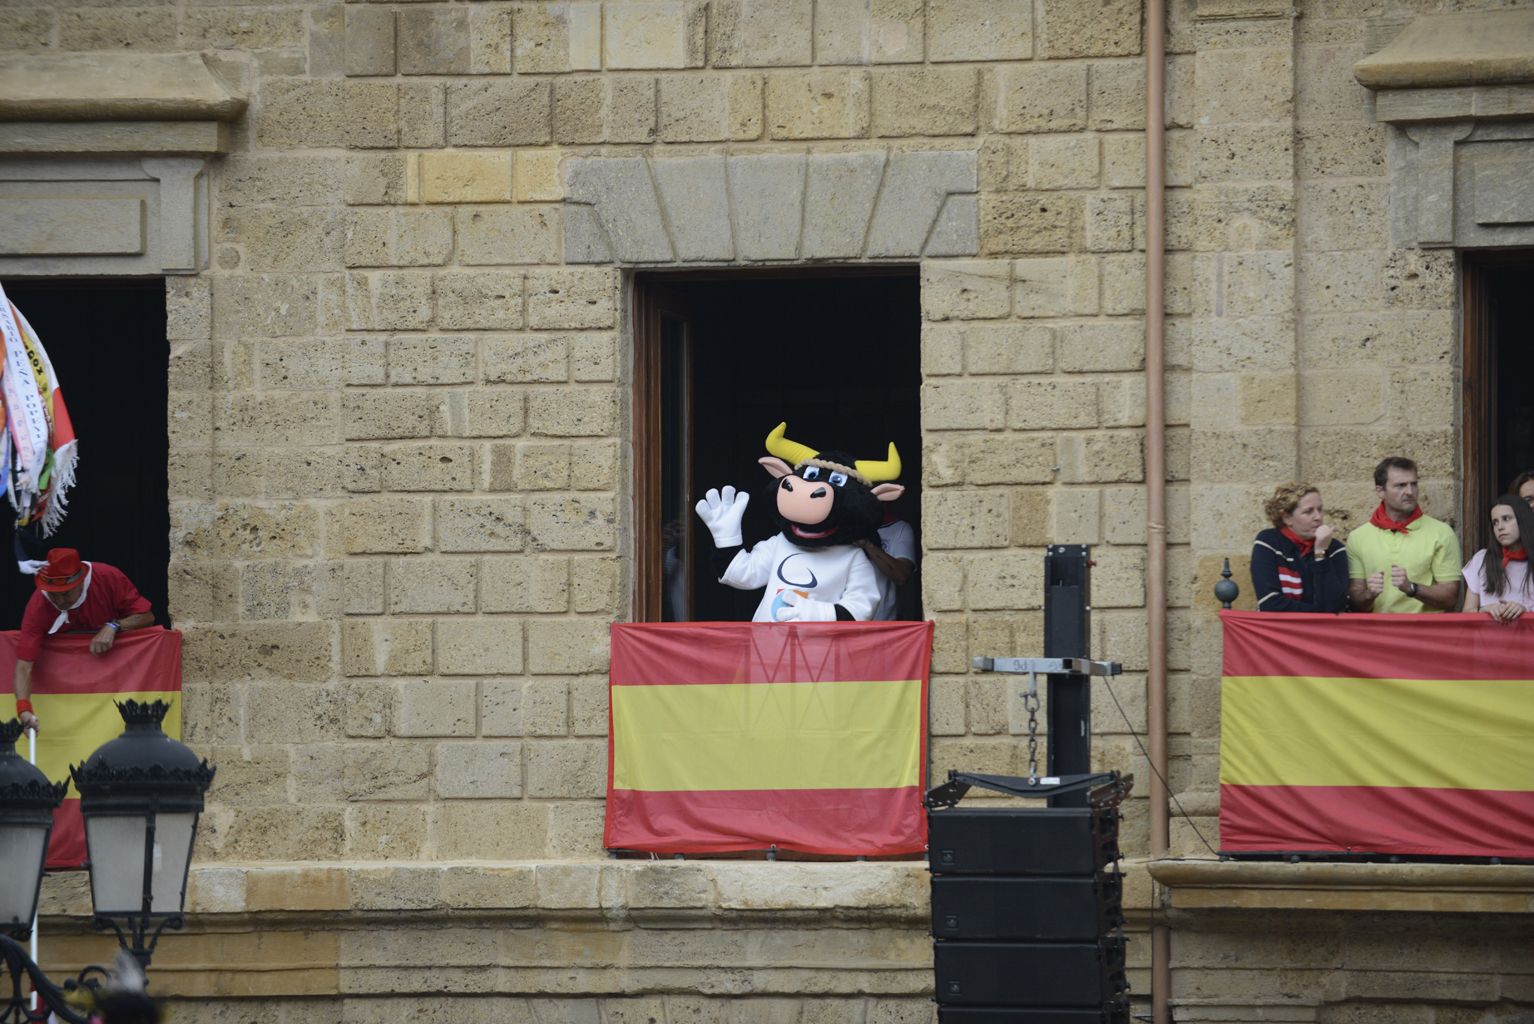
1461, 494, 1534, 621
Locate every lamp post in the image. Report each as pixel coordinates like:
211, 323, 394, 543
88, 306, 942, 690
0, 701, 215, 1023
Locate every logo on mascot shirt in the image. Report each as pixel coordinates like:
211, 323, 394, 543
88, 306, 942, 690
769, 553, 819, 621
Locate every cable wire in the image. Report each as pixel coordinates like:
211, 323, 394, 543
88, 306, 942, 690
1099, 671, 1220, 858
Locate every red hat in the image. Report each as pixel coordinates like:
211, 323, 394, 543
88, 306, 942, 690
35, 548, 85, 593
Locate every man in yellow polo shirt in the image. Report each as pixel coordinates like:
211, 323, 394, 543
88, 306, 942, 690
1348, 456, 1461, 612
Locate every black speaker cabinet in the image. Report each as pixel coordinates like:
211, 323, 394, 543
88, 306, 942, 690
931, 874, 1124, 941
938, 1004, 1130, 1024
929, 806, 1119, 876
933, 939, 1127, 1007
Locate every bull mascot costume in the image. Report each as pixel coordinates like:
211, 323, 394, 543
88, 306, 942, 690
695, 422, 903, 622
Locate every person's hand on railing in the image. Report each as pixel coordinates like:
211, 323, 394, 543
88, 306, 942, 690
1482, 601, 1526, 623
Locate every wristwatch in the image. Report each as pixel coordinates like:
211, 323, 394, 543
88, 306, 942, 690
1407, 581, 1419, 598
106, 620, 121, 632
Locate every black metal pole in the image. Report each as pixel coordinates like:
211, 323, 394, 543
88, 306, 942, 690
1044, 545, 1092, 808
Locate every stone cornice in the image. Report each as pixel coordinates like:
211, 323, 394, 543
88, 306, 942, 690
1150, 858, 1534, 913
0, 52, 245, 124
1355, 10, 1534, 91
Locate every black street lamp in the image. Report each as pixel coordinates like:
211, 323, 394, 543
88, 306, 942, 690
71, 700, 216, 970
0, 701, 215, 1024
0, 720, 66, 941
0, 718, 86, 1024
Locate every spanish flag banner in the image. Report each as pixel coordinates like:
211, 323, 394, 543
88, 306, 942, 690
607, 621, 933, 856
1220, 611, 1534, 857
0, 627, 182, 869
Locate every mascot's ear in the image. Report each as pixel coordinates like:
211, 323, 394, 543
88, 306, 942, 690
759, 457, 795, 479
871, 483, 905, 502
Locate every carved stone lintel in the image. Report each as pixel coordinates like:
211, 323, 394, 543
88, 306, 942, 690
563, 149, 979, 266
1359, 10, 1534, 250
0, 51, 241, 275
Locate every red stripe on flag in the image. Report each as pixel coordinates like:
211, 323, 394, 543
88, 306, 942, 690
605, 786, 927, 856
48, 799, 86, 870
611, 621, 934, 686
1221, 610, 1534, 681
0, 627, 182, 693
1220, 783, 1534, 858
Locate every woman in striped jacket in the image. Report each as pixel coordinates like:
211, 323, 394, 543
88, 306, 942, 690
1250, 482, 1350, 613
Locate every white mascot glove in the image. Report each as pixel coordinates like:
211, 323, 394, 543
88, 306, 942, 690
776, 591, 838, 622
695, 486, 750, 547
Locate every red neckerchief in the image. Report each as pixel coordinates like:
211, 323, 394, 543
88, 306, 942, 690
1279, 526, 1313, 557
1369, 503, 1422, 534
1502, 546, 1528, 569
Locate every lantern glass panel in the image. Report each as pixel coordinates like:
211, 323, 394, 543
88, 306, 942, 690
149, 811, 195, 914
0, 823, 47, 930
86, 811, 197, 916
86, 814, 146, 916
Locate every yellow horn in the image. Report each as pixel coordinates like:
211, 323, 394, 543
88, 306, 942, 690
764, 422, 818, 465
855, 443, 902, 484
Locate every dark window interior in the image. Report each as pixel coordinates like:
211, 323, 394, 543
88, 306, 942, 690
0, 279, 169, 629
1488, 264, 1534, 500
639, 271, 923, 623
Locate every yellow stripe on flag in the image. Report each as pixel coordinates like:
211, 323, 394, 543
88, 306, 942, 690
1221, 675, 1534, 790
0, 691, 180, 797
612, 679, 922, 792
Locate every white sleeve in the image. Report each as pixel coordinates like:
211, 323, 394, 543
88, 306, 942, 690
720, 537, 777, 590
1462, 548, 1487, 599
837, 548, 881, 621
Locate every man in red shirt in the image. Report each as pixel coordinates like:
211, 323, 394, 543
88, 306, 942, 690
12, 548, 154, 733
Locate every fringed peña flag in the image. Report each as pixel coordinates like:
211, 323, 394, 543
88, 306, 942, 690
606, 620, 932, 856
0, 628, 183, 869
0, 283, 78, 572
1220, 610, 1534, 858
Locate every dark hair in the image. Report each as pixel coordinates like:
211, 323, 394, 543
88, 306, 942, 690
1373, 456, 1418, 488
1509, 471, 1534, 497
1480, 495, 1534, 599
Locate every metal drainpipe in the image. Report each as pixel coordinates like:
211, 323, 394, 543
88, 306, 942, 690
1143, 0, 1172, 1018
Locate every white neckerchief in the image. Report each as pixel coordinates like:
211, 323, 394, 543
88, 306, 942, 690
47, 562, 93, 635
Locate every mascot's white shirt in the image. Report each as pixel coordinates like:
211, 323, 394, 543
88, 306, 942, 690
721, 535, 880, 622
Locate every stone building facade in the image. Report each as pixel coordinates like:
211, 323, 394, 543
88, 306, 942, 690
3, 0, 1534, 1021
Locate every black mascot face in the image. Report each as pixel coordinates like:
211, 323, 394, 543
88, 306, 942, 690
758, 424, 904, 550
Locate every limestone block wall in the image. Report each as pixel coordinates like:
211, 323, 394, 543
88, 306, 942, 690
2, 0, 1522, 1018
26, 0, 1167, 872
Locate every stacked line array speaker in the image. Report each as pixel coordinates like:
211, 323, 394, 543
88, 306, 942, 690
928, 778, 1131, 1024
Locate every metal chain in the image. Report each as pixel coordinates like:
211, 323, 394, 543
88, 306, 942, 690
1024, 671, 1041, 783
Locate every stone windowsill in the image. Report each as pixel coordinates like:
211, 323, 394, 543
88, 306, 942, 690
1149, 858, 1534, 913
46, 858, 1530, 922
40, 860, 933, 924
37, 857, 1168, 926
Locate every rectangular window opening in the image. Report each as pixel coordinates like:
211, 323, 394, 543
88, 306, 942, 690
634, 269, 923, 624
0, 278, 170, 629
1464, 252, 1534, 550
